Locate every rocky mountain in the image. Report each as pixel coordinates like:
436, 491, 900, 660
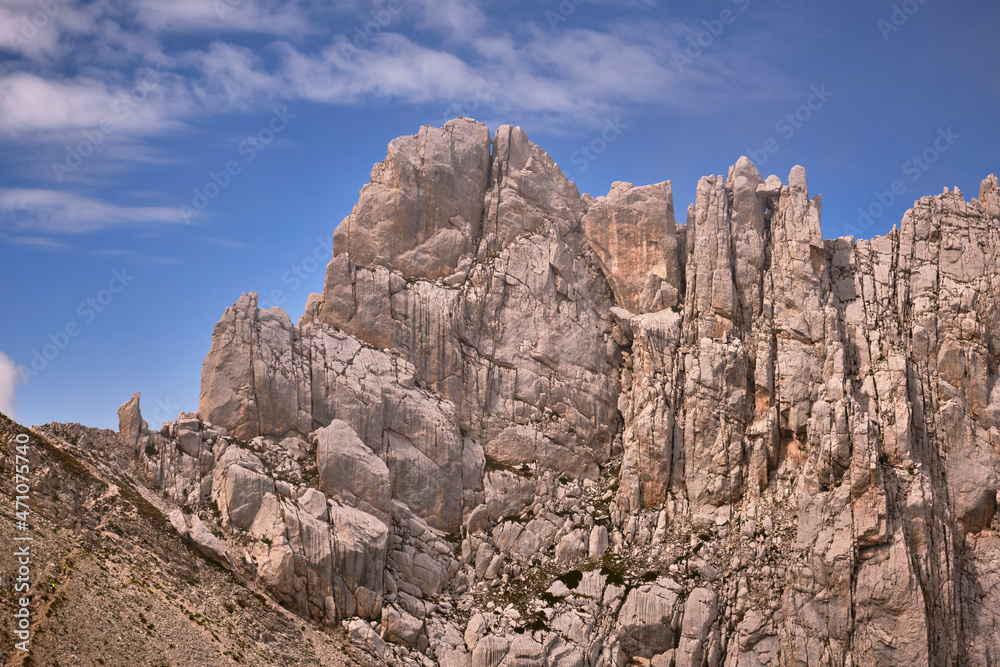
9, 117, 1000, 666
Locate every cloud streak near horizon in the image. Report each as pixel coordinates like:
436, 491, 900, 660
0, 352, 19, 418
0, 189, 189, 233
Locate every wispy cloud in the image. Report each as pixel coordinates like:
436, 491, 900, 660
409, 0, 487, 42
261, 19, 793, 129
0, 70, 185, 138
0, 1, 797, 174
5, 235, 72, 251
0, 0, 105, 61
0, 352, 19, 418
3, 236, 183, 264
0, 189, 190, 233
132, 0, 317, 35
185, 41, 284, 110
270, 33, 482, 105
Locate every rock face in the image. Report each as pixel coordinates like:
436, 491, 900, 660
332, 119, 492, 278
583, 180, 683, 313
199, 300, 468, 533
316, 419, 391, 518
116, 119, 1000, 665
302, 119, 620, 482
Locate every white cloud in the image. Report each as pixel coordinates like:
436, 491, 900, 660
0, 352, 19, 419
271, 33, 481, 105
132, 0, 316, 35
259, 19, 793, 130
0, 73, 120, 134
0, 1, 797, 175
410, 0, 487, 42
0, 189, 190, 233
0, 0, 105, 61
186, 42, 283, 110
5, 235, 72, 250
207, 26, 683, 128
0, 70, 187, 137
465, 21, 794, 124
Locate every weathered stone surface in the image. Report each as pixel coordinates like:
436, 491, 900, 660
618, 579, 680, 659
327, 502, 390, 617
674, 587, 718, 667
315, 419, 391, 516
148, 120, 1000, 664
199, 302, 467, 532
584, 180, 681, 313
298, 487, 328, 521
332, 117, 491, 279
199, 293, 311, 441
188, 515, 233, 570
588, 524, 608, 559
213, 450, 274, 530
381, 604, 425, 647
175, 428, 202, 457
471, 635, 509, 667
554, 529, 587, 562
303, 120, 620, 483
349, 618, 388, 661
117, 392, 146, 454
167, 509, 188, 538
615, 308, 683, 512
505, 634, 545, 666
118, 399, 217, 507
980, 174, 1000, 221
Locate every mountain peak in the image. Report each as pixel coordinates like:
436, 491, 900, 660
34, 119, 1000, 665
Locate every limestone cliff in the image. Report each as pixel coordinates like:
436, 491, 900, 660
135, 118, 1000, 665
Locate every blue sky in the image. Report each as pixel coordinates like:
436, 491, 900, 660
0, 0, 998, 430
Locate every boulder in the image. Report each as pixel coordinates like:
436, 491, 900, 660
214, 461, 274, 530
618, 580, 680, 659
382, 604, 425, 648
117, 392, 146, 453
188, 515, 233, 570
316, 419, 391, 515
167, 509, 188, 539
